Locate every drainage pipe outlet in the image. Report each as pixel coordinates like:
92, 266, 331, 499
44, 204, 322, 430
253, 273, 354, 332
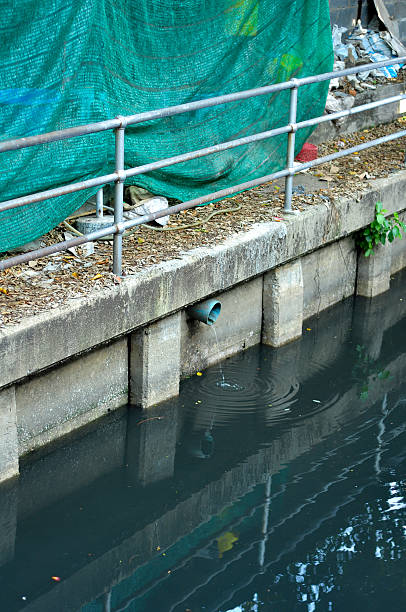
187, 299, 221, 325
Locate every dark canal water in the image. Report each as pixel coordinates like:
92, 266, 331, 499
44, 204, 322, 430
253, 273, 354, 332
1, 271, 406, 612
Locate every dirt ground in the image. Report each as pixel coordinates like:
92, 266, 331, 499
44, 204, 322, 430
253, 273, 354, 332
1, 117, 405, 329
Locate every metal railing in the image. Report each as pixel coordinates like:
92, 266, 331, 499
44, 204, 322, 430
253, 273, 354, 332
1, 55, 406, 275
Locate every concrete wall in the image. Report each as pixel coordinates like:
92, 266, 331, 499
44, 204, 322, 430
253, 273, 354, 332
380, 1, 406, 42
181, 277, 263, 376
0, 170, 406, 482
3, 170, 406, 393
302, 238, 357, 319
0, 388, 18, 486
310, 83, 405, 145
328, 0, 378, 28
15, 338, 128, 456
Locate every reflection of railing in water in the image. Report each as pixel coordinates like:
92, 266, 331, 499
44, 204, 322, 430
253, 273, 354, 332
1, 56, 406, 275
172, 405, 406, 612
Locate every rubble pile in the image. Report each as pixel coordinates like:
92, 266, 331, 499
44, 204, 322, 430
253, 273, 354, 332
327, 20, 406, 122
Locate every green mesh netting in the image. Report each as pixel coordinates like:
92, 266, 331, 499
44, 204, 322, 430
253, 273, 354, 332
0, 0, 333, 252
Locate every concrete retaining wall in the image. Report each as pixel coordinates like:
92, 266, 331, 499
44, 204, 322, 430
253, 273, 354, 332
15, 339, 128, 456
328, 0, 406, 36
1, 170, 406, 482
302, 237, 357, 319
391, 210, 406, 273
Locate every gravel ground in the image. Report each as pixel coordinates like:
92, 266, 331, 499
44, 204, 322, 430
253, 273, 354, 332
1, 117, 405, 329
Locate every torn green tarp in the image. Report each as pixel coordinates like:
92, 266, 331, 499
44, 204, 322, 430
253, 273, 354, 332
0, 0, 333, 251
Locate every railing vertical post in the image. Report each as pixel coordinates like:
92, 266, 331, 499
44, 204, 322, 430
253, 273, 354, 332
258, 475, 272, 570
96, 188, 104, 218
103, 590, 112, 612
284, 81, 298, 213
113, 124, 125, 276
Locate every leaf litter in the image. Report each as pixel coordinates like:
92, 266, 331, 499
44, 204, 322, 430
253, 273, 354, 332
0, 118, 405, 329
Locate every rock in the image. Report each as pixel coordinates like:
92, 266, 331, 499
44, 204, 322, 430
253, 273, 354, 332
127, 197, 169, 227
126, 186, 155, 207
325, 93, 355, 114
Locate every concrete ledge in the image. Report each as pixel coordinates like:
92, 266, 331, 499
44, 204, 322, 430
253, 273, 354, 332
1, 170, 405, 392
357, 242, 391, 297
130, 312, 181, 408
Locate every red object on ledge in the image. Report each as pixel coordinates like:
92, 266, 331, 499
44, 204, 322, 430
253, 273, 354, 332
295, 143, 318, 163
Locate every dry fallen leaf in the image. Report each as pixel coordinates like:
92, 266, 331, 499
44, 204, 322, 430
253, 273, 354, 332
90, 273, 102, 281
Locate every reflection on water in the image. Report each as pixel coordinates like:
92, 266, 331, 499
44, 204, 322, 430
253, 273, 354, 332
0, 271, 405, 612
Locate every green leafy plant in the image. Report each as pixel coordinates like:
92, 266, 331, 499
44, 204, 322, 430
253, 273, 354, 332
356, 202, 406, 257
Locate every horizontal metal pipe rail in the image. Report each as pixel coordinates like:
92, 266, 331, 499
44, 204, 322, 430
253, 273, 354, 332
1, 55, 403, 153
1, 55, 405, 274
1, 92, 405, 215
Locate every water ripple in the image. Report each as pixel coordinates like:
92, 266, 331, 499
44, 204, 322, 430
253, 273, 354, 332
181, 356, 302, 429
